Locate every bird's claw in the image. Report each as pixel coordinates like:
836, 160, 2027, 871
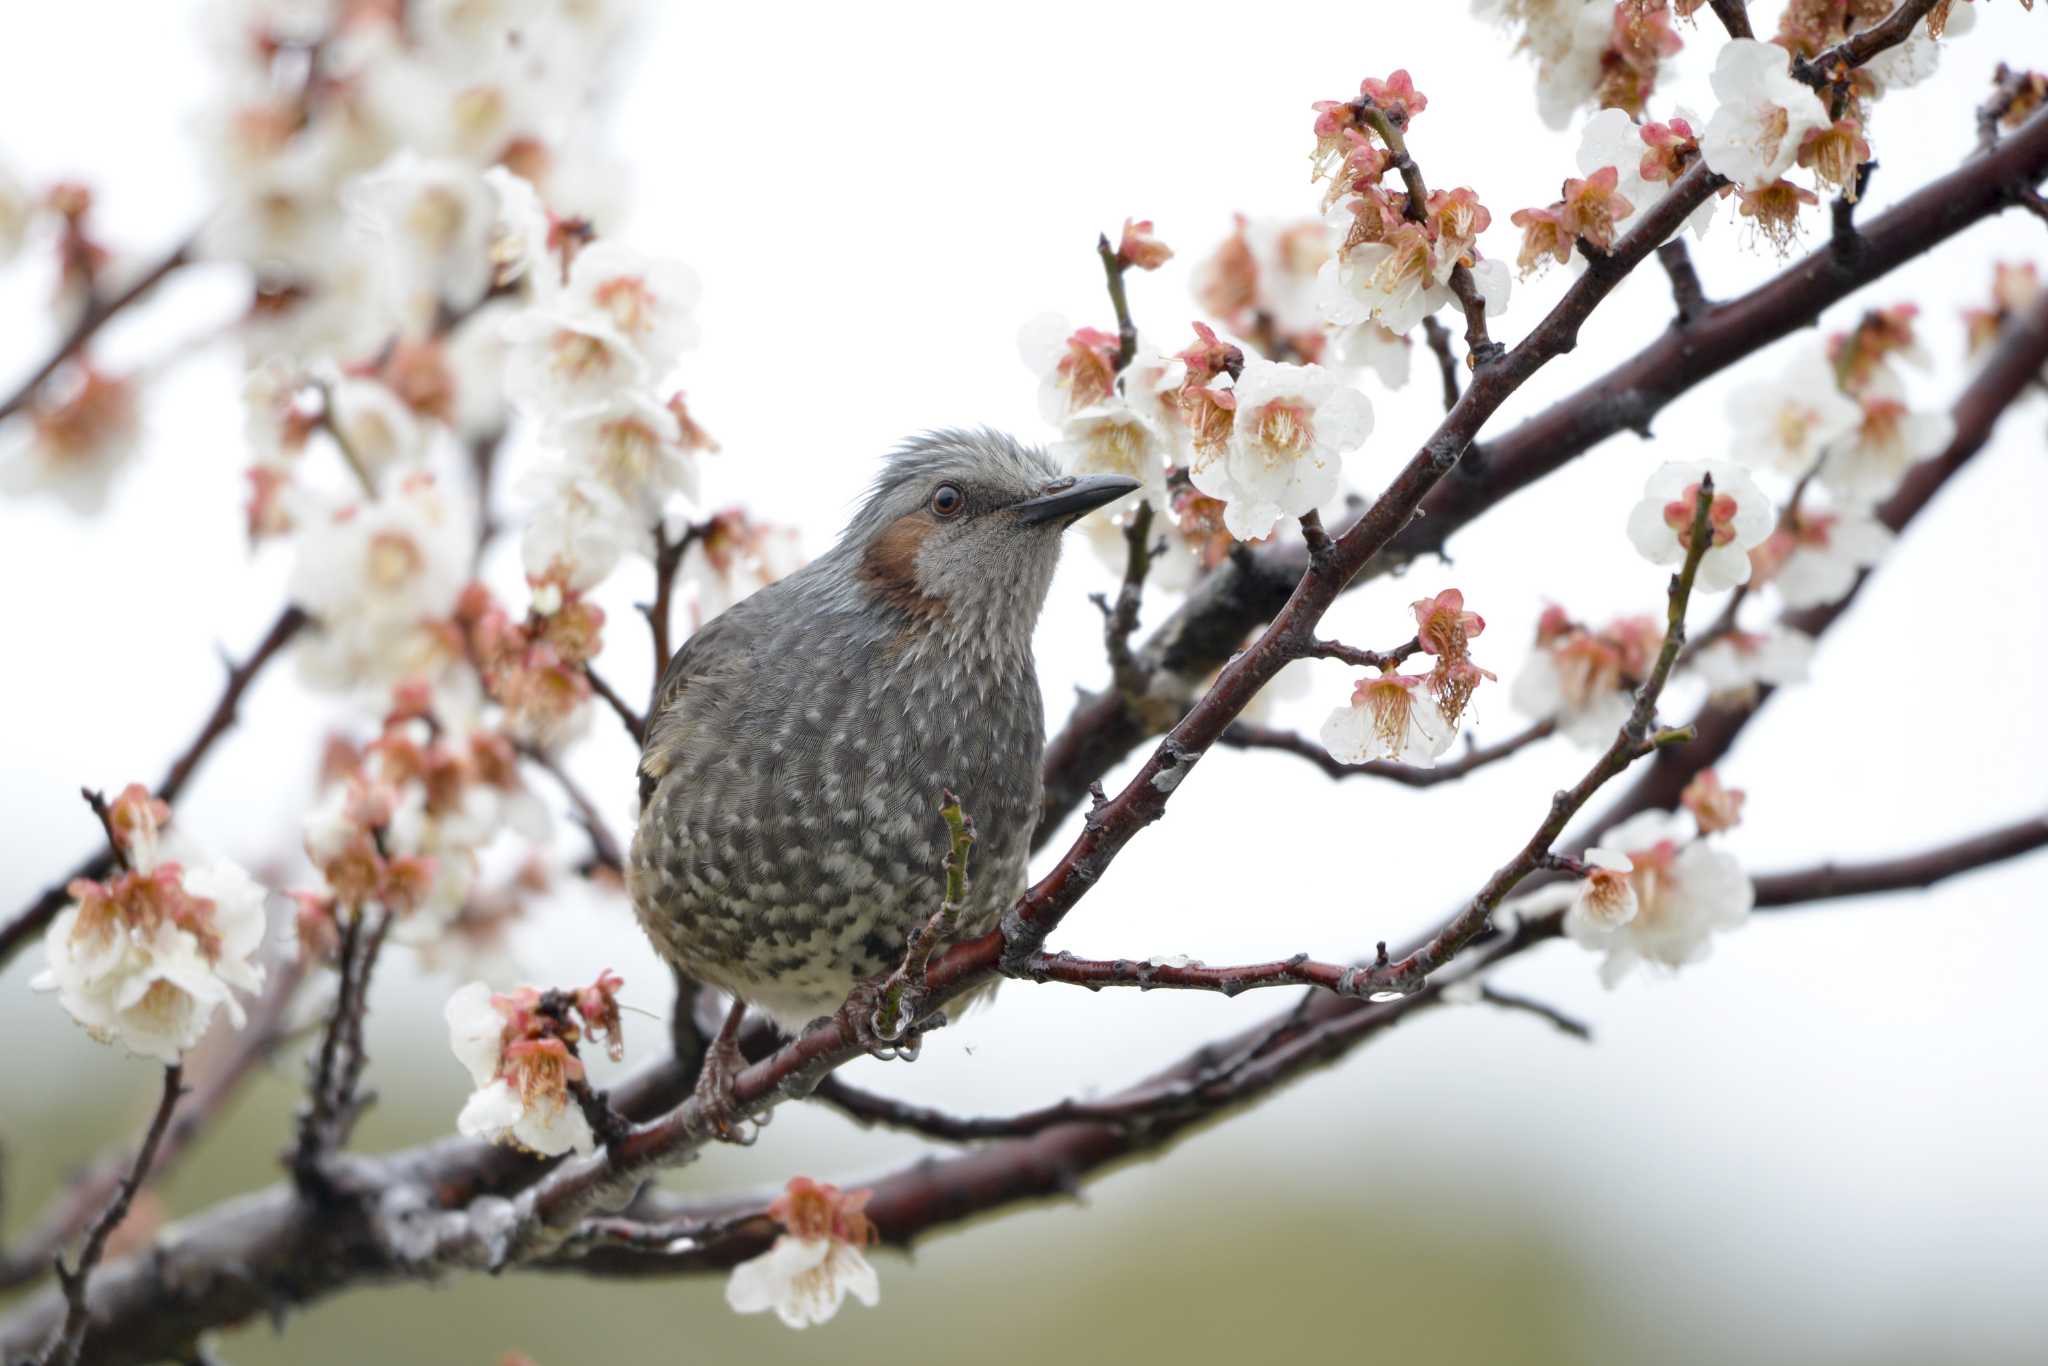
844, 976, 939, 1063
691, 1001, 762, 1144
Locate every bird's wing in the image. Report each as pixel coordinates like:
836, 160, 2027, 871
637, 598, 765, 806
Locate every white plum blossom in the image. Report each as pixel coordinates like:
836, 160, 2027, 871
1691, 625, 1814, 696
681, 511, 807, 625
1315, 236, 1510, 338
554, 389, 701, 518
1330, 323, 1412, 389
0, 367, 141, 514
324, 373, 427, 482
1864, 1, 1973, 93
1017, 314, 1124, 425
289, 474, 471, 688
1768, 509, 1893, 609
726, 1177, 881, 1329
445, 981, 595, 1157
1626, 459, 1776, 593
1700, 39, 1833, 191
518, 462, 639, 592
503, 241, 698, 422
1189, 357, 1372, 540
1512, 648, 1632, 747
342, 151, 498, 332
1320, 672, 1453, 767
1728, 348, 1862, 476
1819, 381, 1957, 504
483, 165, 553, 288
1116, 346, 1192, 461
34, 797, 269, 1065
1572, 847, 1639, 929
446, 297, 519, 439
1576, 106, 1715, 240
1565, 810, 1753, 987
1473, 0, 1614, 130
504, 301, 650, 419
559, 240, 702, 379
1053, 398, 1169, 511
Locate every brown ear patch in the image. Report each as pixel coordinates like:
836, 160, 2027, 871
859, 511, 946, 622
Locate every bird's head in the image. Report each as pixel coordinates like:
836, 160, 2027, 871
839, 429, 1138, 649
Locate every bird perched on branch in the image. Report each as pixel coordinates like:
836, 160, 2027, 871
629, 429, 1137, 1127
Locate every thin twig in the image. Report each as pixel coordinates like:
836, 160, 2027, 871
1219, 718, 1555, 787
0, 606, 307, 973
1420, 316, 1461, 410
40, 1064, 185, 1366
518, 744, 626, 876
584, 666, 647, 746
0, 238, 193, 425
1476, 984, 1593, 1040
1095, 233, 1138, 371
1092, 501, 1158, 702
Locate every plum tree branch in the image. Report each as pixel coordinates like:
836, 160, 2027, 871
1035, 103, 2048, 851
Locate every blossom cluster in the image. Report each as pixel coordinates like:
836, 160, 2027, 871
301, 682, 547, 945
34, 786, 270, 1063
1553, 771, 1755, 986
444, 969, 625, 1156
1321, 589, 1494, 768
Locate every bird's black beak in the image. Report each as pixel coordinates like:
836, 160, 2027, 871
1012, 474, 1142, 527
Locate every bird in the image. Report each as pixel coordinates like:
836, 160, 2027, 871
628, 428, 1137, 1126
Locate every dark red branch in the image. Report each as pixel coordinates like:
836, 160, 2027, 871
1751, 815, 2048, 908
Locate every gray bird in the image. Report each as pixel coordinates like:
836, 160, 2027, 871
628, 429, 1136, 1114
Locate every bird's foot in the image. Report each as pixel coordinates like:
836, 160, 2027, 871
840, 975, 946, 1063
691, 998, 760, 1145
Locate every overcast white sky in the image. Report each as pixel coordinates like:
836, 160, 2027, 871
2, 2, 2045, 1360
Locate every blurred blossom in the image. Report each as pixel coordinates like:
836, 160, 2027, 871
0, 366, 141, 513
1625, 459, 1776, 593
726, 1177, 881, 1329
1563, 809, 1753, 987
1727, 346, 1863, 477
1690, 625, 1815, 698
289, 473, 472, 690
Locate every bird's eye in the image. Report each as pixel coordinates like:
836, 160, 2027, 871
930, 483, 966, 518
